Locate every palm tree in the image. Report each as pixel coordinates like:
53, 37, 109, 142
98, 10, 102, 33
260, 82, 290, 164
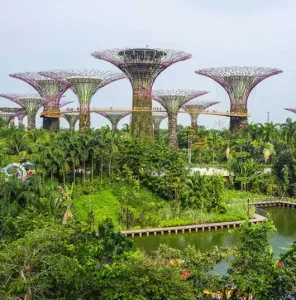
281, 118, 296, 143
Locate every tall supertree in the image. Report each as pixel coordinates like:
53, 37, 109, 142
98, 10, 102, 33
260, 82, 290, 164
98, 111, 131, 131
62, 112, 80, 132
91, 47, 192, 138
152, 113, 167, 140
9, 72, 71, 132
183, 100, 220, 135
40, 70, 126, 131
150, 90, 209, 151
195, 67, 283, 133
0, 94, 45, 130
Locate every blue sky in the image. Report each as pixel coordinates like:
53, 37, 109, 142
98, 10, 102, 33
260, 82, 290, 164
0, 0, 295, 129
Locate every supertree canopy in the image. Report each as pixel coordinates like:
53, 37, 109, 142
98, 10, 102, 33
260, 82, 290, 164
98, 111, 131, 131
40, 70, 126, 131
152, 112, 167, 140
9, 72, 71, 132
91, 47, 192, 138
150, 89, 209, 151
195, 66, 283, 133
0, 93, 45, 130
184, 100, 220, 135
285, 108, 296, 115
62, 112, 80, 132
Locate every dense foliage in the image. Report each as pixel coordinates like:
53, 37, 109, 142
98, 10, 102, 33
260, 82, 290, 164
1, 119, 296, 298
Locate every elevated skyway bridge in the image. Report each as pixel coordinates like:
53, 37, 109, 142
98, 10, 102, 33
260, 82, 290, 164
41, 107, 250, 118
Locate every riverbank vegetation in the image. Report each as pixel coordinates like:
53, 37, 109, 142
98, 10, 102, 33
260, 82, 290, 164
1, 119, 296, 297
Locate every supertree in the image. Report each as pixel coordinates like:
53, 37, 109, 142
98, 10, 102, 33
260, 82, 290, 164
150, 89, 209, 151
9, 72, 71, 132
183, 100, 220, 135
0, 93, 45, 130
98, 111, 131, 131
40, 70, 126, 131
62, 112, 80, 132
195, 66, 283, 133
152, 113, 167, 140
0, 107, 24, 128
91, 47, 192, 138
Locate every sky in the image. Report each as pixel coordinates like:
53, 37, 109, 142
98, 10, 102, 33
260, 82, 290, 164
0, 0, 295, 130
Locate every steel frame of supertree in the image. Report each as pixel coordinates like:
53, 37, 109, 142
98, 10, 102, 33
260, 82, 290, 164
285, 108, 296, 115
62, 112, 80, 132
91, 48, 192, 138
40, 70, 126, 131
0, 93, 46, 130
9, 72, 71, 132
152, 112, 167, 140
184, 100, 220, 135
98, 111, 131, 131
150, 89, 209, 151
195, 66, 283, 133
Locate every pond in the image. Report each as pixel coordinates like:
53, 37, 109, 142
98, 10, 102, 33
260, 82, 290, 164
132, 207, 296, 258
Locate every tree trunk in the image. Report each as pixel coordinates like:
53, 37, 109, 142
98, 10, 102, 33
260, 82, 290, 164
168, 113, 178, 151
91, 156, 94, 181
131, 91, 153, 139
230, 102, 248, 133
79, 108, 90, 131
190, 115, 198, 135
43, 117, 60, 132
100, 156, 104, 183
27, 115, 36, 130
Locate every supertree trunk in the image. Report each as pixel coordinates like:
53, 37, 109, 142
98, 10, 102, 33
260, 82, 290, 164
230, 103, 248, 133
190, 115, 198, 135
18, 115, 25, 128
111, 123, 117, 131
43, 117, 60, 132
132, 91, 153, 138
79, 103, 90, 131
168, 113, 178, 151
230, 116, 248, 133
154, 125, 160, 140
27, 114, 36, 130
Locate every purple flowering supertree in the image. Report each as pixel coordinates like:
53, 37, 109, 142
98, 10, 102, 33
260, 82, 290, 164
40, 70, 125, 131
91, 47, 192, 138
9, 72, 71, 132
0, 93, 46, 130
62, 112, 80, 132
184, 100, 220, 135
152, 113, 167, 140
195, 67, 283, 133
98, 111, 131, 131
150, 89, 209, 151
